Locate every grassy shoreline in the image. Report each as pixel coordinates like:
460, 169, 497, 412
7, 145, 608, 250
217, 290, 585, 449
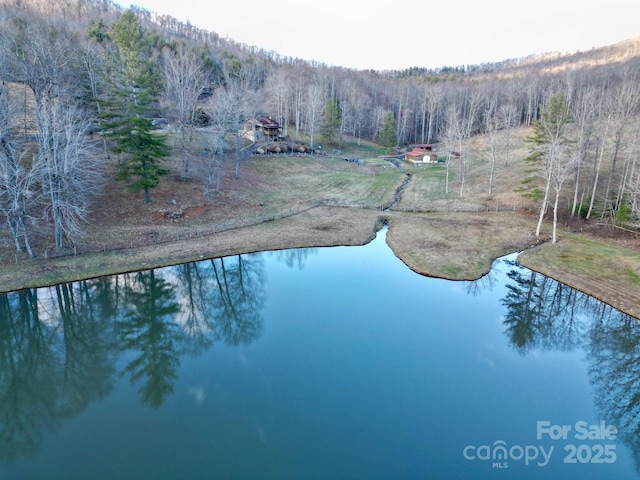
1, 205, 638, 319
517, 233, 640, 319
1, 129, 638, 319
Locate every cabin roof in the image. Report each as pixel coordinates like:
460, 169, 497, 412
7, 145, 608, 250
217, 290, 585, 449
410, 143, 434, 150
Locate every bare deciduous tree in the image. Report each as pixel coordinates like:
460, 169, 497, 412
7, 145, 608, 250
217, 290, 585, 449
498, 103, 518, 166
585, 89, 612, 220
1, 19, 104, 249
525, 92, 572, 238
263, 68, 291, 138
602, 71, 640, 219
568, 83, 597, 217
35, 98, 104, 248
484, 106, 500, 201
548, 145, 579, 243
81, 41, 111, 160
162, 42, 209, 180
304, 82, 324, 150
441, 105, 463, 196
203, 83, 251, 197
0, 83, 39, 257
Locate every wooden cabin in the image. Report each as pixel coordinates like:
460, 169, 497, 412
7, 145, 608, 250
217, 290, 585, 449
244, 116, 283, 142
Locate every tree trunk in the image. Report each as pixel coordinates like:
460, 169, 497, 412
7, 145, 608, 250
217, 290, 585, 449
5, 215, 22, 253
570, 151, 585, 218
20, 214, 34, 258
535, 174, 551, 237
445, 155, 450, 195
55, 210, 64, 249
216, 161, 222, 194
586, 141, 605, 219
180, 123, 188, 181
601, 129, 624, 219
51, 186, 64, 249
552, 188, 560, 243
586, 114, 610, 219
235, 133, 240, 179
487, 153, 496, 200
458, 140, 465, 198
205, 155, 215, 198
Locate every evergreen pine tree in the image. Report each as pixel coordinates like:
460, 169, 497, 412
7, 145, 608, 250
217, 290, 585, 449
379, 111, 398, 148
319, 98, 341, 146
102, 11, 170, 204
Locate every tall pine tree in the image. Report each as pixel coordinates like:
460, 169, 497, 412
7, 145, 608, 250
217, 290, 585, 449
319, 98, 341, 146
102, 11, 170, 204
378, 111, 398, 149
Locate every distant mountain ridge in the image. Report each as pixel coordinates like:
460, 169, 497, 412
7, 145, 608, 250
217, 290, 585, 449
0, 0, 638, 76
485, 35, 640, 78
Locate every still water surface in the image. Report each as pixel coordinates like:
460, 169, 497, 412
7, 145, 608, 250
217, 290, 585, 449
1, 228, 639, 479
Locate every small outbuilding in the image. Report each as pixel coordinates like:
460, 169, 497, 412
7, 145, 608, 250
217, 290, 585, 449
405, 144, 438, 164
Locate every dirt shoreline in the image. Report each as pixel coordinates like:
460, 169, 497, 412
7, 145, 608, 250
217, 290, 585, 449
1, 205, 638, 319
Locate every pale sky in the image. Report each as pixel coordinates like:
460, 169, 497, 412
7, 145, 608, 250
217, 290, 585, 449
116, 0, 640, 70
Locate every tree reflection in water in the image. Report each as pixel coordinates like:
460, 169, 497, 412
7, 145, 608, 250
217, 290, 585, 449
0, 289, 58, 463
173, 254, 266, 347
500, 257, 640, 471
269, 247, 318, 271
117, 254, 266, 406
117, 269, 183, 408
0, 283, 115, 462
0, 253, 266, 461
501, 258, 586, 352
588, 306, 640, 472
2, 249, 638, 471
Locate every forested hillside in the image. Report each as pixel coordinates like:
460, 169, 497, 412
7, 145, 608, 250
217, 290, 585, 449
0, 0, 639, 258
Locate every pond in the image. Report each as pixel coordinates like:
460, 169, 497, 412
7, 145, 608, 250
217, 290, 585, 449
0, 227, 639, 479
